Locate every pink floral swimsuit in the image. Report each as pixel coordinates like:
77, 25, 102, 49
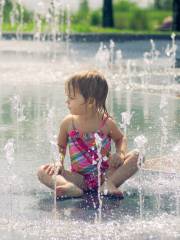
68, 117, 111, 190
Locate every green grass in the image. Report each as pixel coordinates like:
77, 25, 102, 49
2, 22, 180, 36
71, 24, 121, 33
3, 22, 34, 32
71, 25, 177, 35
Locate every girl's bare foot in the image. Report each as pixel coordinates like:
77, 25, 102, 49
100, 181, 123, 198
56, 182, 83, 198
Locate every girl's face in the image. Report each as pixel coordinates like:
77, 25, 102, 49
65, 87, 87, 115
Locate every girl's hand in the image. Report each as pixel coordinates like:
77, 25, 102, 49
43, 162, 64, 176
109, 152, 125, 168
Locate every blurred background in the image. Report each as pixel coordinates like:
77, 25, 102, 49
1, 0, 180, 34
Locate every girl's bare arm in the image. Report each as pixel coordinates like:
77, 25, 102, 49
57, 115, 72, 165
44, 115, 71, 176
107, 118, 127, 166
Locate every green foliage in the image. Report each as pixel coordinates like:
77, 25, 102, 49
1, 0, 173, 33
22, 8, 33, 23
78, 0, 89, 19
114, 0, 138, 11
79, 0, 89, 13
3, 0, 12, 22
114, 12, 131, 29
90, 10, 101, 26
112, 0, 172, 31
73, 0, 90, 25
154, 0, 173, 10
130, 10, 150, 30
3, 0, 33, 24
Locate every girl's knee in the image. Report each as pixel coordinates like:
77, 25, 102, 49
128, 149, 139, 166
37, 165, 46, 181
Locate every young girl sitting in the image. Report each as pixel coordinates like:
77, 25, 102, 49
37, 70, 139, 198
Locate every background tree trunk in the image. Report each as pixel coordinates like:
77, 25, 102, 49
102, 0, 114, 28
172, 0, 180, 31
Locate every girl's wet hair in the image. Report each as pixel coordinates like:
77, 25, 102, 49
66, 70, 109, 116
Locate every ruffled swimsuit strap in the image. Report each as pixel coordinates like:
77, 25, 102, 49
98, 115, 109, 133
71, 115, 76, 131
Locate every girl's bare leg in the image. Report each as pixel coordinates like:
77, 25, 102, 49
37, 165, 87, 198
101, 150, 139, 194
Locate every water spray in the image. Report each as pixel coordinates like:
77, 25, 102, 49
4, 138, 15, 225
120, 111, 134, 136
94, 132, 103, 223
134, 134, 148, 219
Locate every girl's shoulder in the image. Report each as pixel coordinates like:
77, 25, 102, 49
103, 115, 118, 133
60, 114, 74, 131
102, 114, 115, 126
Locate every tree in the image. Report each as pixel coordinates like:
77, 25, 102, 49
76, 0, 89, 22
102, 0, 114, 27
172, 0, 180, 31
3, 0, 12, 23
79, 0, 89, 17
